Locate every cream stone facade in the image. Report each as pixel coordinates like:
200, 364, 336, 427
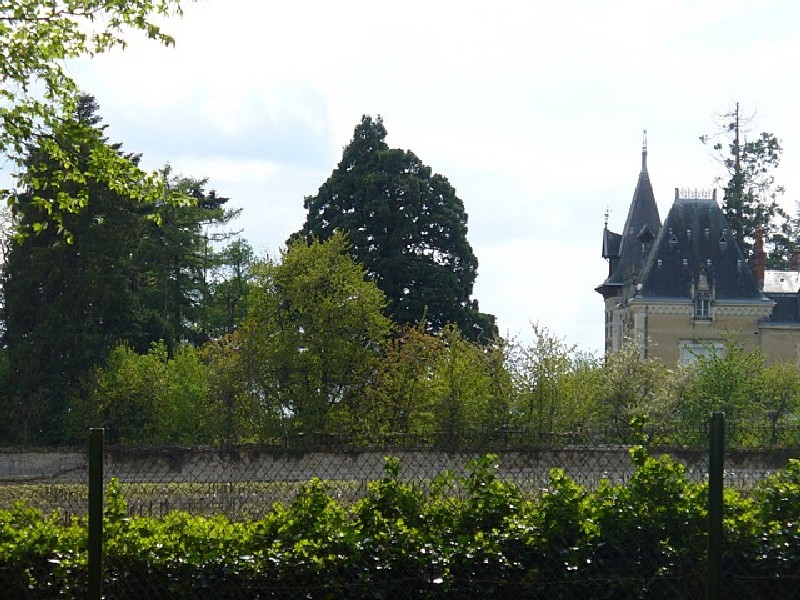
598, 140, 800, 366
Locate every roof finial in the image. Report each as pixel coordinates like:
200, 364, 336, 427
604, 206, 609, 228
642, 129, 648, 172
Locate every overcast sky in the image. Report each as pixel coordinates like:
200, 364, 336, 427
65, 0, 800, 353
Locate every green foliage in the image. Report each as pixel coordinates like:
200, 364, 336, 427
674, 342, 775, 446
356, 458, 425, 529
456, 454, 522, 534
3, 454, 800, 597
0, 501, 87, 596
352, 324, 443, 439
756, 363, 800, 447
2, 96, 160, 442
71, 342, 214, 444
598, 341, 672, 427
507, 323, 587, 432
1, 97, 244, 444
242, 232, 392, 437
428, 326, 509, 439
1, 0, 190, 235
293, 115, 496, 341
134, 166, 242, 349
753, 458, 800, 523
200, 331, 262, 444
203, 238, 255, 339
589, 448, 708, 597
705, 104, 788, 264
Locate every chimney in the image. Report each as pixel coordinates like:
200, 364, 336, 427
754, 226, 765, 290
791, 249, 800, 271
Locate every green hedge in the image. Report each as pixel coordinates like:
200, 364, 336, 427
1, 452, 799, 599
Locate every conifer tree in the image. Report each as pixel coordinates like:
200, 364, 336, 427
703, 103, 788, 266
293, 115, 496, 341
2, 96, 150, 442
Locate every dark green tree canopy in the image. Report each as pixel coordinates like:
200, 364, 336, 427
2, 95, 152, 442
0, 95, 239, 443
292, 115, 496, 341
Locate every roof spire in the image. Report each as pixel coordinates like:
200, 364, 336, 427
642, 129, 648, 172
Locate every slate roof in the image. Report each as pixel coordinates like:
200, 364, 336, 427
638, 196, 762, 299
597, 148, 661, 295
766, 294, 800, 323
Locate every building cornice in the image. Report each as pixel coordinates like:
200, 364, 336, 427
713, 305, 774, 317
758, 322, 800, 330
626, 297, 774, 317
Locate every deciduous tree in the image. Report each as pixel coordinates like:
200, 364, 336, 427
757, 362, 800, 447
1, 0, 189, 236
674, 342, 766, 445
70, 342, 214, 444
348, 324, 443, 439
204, 238, 255, 338
507, 323, 580, 434
242, 232, 391, 436
428, 325, 506, 440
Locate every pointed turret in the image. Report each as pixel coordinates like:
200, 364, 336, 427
596, 132, 662, 298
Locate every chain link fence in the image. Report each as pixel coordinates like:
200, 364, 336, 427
1, 423, 799, 598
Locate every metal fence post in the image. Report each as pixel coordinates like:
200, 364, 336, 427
707, 412, 724, 600
88, 428, 104, 600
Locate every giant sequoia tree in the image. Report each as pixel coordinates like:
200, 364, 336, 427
292, 116, 496, 341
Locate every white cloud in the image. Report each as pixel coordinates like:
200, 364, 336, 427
50, 0, 800, 353
166, 157, 281, 183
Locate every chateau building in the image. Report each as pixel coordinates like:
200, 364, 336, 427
597, 137, 800, 365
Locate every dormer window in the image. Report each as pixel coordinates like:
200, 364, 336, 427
695, 271, 712, 320
638, 224, 654, 255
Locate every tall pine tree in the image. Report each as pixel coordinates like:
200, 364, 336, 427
134, 166, 241, 351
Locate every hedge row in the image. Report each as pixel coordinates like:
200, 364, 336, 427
1, 451, 799, 599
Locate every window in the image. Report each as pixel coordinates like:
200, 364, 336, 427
680, 341, 724, 365
695, 295, 711, 319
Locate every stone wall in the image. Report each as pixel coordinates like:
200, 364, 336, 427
1, 445, 794, 490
